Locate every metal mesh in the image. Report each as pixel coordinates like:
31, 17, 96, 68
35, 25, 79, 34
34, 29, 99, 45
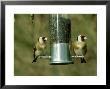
49, 14, 71, 43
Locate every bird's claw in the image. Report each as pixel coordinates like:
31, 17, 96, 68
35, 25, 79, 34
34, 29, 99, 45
32, 60, 36, 63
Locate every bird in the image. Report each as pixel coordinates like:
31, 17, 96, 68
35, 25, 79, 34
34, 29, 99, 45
32, 36, 47, 63
72, 35, 87, 63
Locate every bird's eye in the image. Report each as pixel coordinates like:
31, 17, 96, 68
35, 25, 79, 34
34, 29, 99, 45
42, 37, 45, 40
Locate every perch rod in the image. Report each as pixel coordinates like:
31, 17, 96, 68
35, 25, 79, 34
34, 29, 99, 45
37, 56, 84, 59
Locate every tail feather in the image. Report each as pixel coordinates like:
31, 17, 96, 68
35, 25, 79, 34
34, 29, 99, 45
33, 47, 36, 58
81, 58, 86, 63
32, 47, 38, 63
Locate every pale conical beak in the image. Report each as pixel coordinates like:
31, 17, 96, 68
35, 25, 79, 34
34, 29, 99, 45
84, 37, 87, 40
45, 37, 47, 41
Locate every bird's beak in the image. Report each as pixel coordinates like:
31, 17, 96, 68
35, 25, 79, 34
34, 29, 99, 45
84, 37, 87, 40
45, 37, 47, 41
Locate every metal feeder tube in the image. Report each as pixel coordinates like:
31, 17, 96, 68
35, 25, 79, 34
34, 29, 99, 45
49, 14, 73, 64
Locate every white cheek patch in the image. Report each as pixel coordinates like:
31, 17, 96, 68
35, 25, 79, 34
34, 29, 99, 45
39, 37, 43, 44
39, 37, 42, 39
78, 35, 82, 42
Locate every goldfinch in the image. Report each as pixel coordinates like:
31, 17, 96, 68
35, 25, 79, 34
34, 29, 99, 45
72, 35, 87, 63
32, 36, 47, 63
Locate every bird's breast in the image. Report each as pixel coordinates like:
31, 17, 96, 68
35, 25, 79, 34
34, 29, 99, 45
73, 41, 87, 56
73, 42, 85, 49
36, 43, 46, 49
39, 44, 46, 49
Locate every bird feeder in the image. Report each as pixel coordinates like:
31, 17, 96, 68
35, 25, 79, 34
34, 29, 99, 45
31, 14, 84, 64
49, 14, 73, 64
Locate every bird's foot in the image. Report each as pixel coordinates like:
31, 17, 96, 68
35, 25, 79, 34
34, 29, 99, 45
81, 58, 86, 63
32, 60, 36, 63
81, 60, 86, 63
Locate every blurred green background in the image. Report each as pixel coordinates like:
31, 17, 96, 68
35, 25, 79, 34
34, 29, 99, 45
14, 14, 97, 76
